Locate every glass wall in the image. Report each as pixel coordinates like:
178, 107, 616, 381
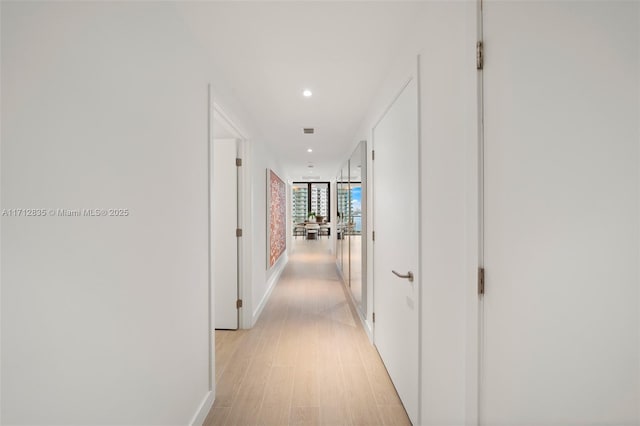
335, 141, 366, 316
338, 163, 350, 281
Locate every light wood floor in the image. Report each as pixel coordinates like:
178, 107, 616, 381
204, 239, 411, 426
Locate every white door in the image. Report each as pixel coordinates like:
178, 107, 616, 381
373, 75, 420, 424
481, 2, 639, 424
214, 138, 239, 330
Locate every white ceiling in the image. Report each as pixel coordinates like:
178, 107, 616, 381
179, 2, 423, 181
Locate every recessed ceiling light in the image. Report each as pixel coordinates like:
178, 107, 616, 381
303, 89, 313, 97
307, 148, 313, 153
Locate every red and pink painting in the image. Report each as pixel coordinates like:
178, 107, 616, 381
268, 169, 286, 268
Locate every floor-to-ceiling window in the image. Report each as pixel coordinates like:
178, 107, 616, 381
292, 182, 330, 227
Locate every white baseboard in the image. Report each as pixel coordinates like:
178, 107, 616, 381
252, 252, 288, 325
189, 391, 214, 426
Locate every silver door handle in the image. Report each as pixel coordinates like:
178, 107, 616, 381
392, 270, 414, 282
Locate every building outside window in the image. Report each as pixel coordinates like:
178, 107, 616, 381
292, 182, 330, 231
350, 184, 362, 233
337, 185, 349, 222
292, 183, 309, 224
310, 184, 329, 219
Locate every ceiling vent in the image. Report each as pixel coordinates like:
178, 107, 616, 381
303, 128, 314, 134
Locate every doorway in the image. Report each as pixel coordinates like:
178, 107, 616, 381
213, 137, 240, 330
212, 105, 247, 331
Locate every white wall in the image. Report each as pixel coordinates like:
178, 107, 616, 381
1, 3, 213, 424
418, 5, 477, 424
246, 134, 288, 327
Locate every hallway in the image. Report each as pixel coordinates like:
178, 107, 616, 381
204, 240, 410, 426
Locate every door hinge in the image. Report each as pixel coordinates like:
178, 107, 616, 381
372, 312, 376, 323
478, 267, 485, 295
372, 230, 376, 241
235, 158, 242, 167
372, 150, 375, 161
236, 228, 243, 237
476, 41, 484, 70
236, 299, 243, 309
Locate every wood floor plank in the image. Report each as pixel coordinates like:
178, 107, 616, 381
223, 398, 263, 426
203, 400, 231, 426
319, 404, 352, 426
215, 330, 246, 382
317, 356, 352, 425
232, 328, 265, 361
215, 355, 252, 407
215, 330, 228, 349
234, 353, 274, 403
205, 239, 410, 425
378, 405, 412, 426
256, 403, 291, 426
262, 365, 295, 406
274, 327, 302, 367
317, 352, 347, 408
291, 362, 320, 408
341, 362, 384, 426
290, 406, 320, 426
356, 340, 403, 407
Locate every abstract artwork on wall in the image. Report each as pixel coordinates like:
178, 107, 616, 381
267, 169, 286, 268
